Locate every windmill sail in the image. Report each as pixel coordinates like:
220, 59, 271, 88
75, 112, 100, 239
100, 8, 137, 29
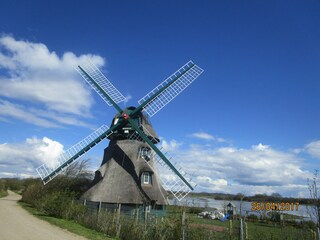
138, 61, 204, 117
146, 149, 195, 201
77, 61, 126, 107
129, 125, 196, 201
36, 124, 113, 184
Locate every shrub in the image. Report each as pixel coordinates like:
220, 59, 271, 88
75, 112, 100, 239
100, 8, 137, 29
5, 178, 23, 191
68, 202, 87, 222
188, 206, 204, 214
301, 220, 317, 230
270, 211, 280, 222
21, 183, 43, 206
35, 191, 76, 219
247, 214, 258, 222
0, 179, 6, 191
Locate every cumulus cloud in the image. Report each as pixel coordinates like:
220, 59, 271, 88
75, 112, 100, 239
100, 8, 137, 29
0, 137, 64, 177
0, 35, 104, 127
305, 140, 320, 159
160, 138, 183, 152
167, 141, 312, 197
196, 176, 228, 191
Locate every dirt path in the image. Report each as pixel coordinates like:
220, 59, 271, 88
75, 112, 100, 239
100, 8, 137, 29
0, 190, 88, 240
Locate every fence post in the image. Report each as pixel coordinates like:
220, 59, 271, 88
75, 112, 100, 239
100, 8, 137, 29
116, 203, 121, 238
144, 208, 148, 231
83, 199, 86, 206
136, 208, 139, 224
229, 219, 233, 237
245, 222, 248, 240
240, 218, 244, 240
98, 201, 101, 213
182, 210, 186, 240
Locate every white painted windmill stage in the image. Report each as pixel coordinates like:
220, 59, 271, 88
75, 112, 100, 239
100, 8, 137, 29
36, 60, 203, 211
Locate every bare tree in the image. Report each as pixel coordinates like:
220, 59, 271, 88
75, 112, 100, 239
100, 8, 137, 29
63, 159, 94, 179
308, 170, 320, 240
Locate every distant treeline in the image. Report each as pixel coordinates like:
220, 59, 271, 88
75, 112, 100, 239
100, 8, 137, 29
189, 192, 315, 205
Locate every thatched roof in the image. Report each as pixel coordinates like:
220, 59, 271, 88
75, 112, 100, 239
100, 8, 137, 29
81, 140, 168, 205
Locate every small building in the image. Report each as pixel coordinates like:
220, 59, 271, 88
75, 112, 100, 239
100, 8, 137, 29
227, 202, 237, 220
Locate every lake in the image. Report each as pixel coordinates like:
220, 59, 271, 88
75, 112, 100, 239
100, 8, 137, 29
169, 196, 317, 222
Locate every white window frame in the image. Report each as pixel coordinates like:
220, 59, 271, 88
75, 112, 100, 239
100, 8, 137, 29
140, 147, 151, 161
142, 172, 151, 184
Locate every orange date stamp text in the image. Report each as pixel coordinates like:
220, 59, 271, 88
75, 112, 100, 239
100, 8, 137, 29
251, 202, 299, 211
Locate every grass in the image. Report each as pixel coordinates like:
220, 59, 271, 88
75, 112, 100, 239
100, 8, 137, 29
0, 190, 8, 198
16, 200, 315, 240
188, 214, 314, 240
18, 202, 114, 240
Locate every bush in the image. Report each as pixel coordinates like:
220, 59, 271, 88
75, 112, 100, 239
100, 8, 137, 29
21, 182, 43, 206
270, 211, 280, 222
301, 220, 317, 230
5, 178, 23, 191
188, 206, 204, 214
0, 179, 6, 191
247, 214, 258, 222
35, 191, 76, 219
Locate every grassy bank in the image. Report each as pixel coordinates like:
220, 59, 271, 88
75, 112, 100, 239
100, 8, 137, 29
19, 202, 114, 240
0, 190, 8, 198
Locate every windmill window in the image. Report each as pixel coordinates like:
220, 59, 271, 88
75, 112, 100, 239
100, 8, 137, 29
140, 147, 151, 161
142, 172, 151, 184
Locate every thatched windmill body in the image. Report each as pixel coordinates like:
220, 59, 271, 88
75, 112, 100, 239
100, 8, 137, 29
36, 60, 203, 211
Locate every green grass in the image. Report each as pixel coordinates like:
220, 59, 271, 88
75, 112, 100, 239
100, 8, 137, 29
16, 201, 315, 240
0, 190, 8, 198
188, 214, 313, 240
19, 202, 114, 240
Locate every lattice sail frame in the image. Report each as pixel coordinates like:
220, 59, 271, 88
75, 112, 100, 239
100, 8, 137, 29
77, 61, 126, 106
138, 61, 204, 117
129, 126, 196, 201
36, 125, 112, 184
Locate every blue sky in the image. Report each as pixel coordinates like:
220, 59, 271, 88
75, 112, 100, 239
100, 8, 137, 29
0, 0, 319, 197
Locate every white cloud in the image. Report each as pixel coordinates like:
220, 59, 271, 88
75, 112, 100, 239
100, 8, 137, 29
0, 35, 105, 127
0, 99, 60, 128
252, 143, 270, 151
196, 176, 228, 191
0, 137, 64, 177
305, 140, 320, 159
26, 137, 64, 168
191, 131, 226, 142
191, 132, 214, 140
123, 94, 132, 104
168, 141, 312, 197
1, 172, 35, 178
0, 99, 95, 128
160, 139, 183, 152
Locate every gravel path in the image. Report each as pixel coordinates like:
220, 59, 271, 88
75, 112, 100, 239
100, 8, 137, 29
0, 190, 87, 240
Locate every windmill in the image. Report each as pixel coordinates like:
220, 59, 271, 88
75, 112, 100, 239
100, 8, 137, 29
36, 60, 203, 211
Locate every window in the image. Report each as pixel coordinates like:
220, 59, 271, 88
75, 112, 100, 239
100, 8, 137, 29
142, 172, 151, 184
140, 147, 151, 161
